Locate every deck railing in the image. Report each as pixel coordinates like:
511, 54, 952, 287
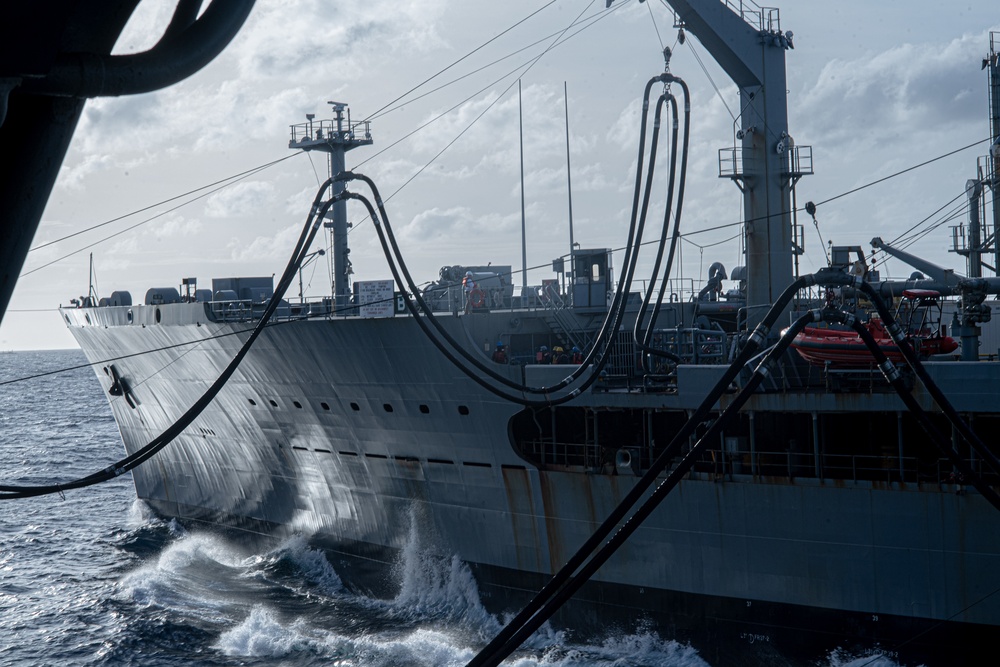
519, 438, 999, 488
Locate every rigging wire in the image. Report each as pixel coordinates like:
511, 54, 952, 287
13, 158, 986, 391
345, 0, 616, 238
896, 188, 995, 253
814, 137, 988, 208
338, 73, 676, 404
645, 0, 665, 51
22, 5, 628, 279
28, 154, 300, 253
0, 181, 340, 499
363, 0, 561, 121
20, 155, 300, 278
683, 36, 736, 122
682, 230, 741, 250
355, 0, 613, 172
368, 7, 623, 123
23, 28, 980, 280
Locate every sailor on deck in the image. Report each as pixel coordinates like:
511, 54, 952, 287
463, 271, 476, 313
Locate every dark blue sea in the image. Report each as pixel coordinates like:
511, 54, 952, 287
0, 350, 907, 667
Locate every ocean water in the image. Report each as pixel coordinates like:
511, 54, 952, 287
0, 350, 910, 667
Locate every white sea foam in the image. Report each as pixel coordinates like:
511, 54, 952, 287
260, 534, 344, 596
389, 508, 501, 635
117, 532, 248, 614
216, 609, 480, 664
495, 630, 708, 667
124, 499, 158, 528
825, 647, 918, 667
123, 499, 187, 537
332, 627, 478, 667
214, 604, 307, 658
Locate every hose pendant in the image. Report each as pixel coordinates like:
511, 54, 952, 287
879, 359, 902, 383
755, 360, 773, 379
749, 323, 770, 348
809, 308, 823, 322
887, 322, 905, 343
842, 313, 856, 328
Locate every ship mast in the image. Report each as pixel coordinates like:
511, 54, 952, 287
289, 103, 373, 309
986, 33, 1000, 276
950, 34, 1000, 280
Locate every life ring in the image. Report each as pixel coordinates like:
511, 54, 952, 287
469, 288, 485, 308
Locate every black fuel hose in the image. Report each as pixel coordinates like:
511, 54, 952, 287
471, 282, 1000, 664
632, 92, 680, 366
470, 307, 822, 667
858, 282, 1000, 477
0, 182, 337, 499
843, 313, 1000, 511
642, 78, 692, 362
467, 272, 819, 667
473, 300, 1000, 666
346, 74, 667, 394
337, 74, 677, 398
634, 78, 692, 367
343, 191, 592, 407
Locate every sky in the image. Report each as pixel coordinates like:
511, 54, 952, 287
2, 0, 998, 350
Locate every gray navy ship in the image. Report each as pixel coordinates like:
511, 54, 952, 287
60, 2, 1000, 664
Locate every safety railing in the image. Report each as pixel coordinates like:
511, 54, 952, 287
518, 438, 1000, 488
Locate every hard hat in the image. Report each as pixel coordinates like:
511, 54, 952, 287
496, 341, 503, 347
540, 345, 548, 351
466, 271, 473, 277
572, 346, 580, 352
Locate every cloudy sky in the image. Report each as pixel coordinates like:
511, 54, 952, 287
2, 0, 997, 349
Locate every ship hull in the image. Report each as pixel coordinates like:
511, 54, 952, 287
64, 303, 1000, 665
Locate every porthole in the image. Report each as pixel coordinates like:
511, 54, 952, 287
350, 402, 360, 411
293, 400, 302, 409
269, 399, 278, 408
419, 404, 430, 414
248, 398, 257, 406
64, 314, 71, 325
320, 402, 330, 411
155, 308, 161, 324
127, 309, 133, 324
383, 403, 394, 413
458, 405, 470, 415
84, 313, 91, 325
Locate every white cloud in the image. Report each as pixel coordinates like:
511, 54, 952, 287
228, 223, 302, 262
797, 32, 987, 147
147, 214, 203, 239
400, 206, 473, 242
59, 153, 114, 190
204, 181, 277, 218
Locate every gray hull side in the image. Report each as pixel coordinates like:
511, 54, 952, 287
65, 307, 1000, 628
